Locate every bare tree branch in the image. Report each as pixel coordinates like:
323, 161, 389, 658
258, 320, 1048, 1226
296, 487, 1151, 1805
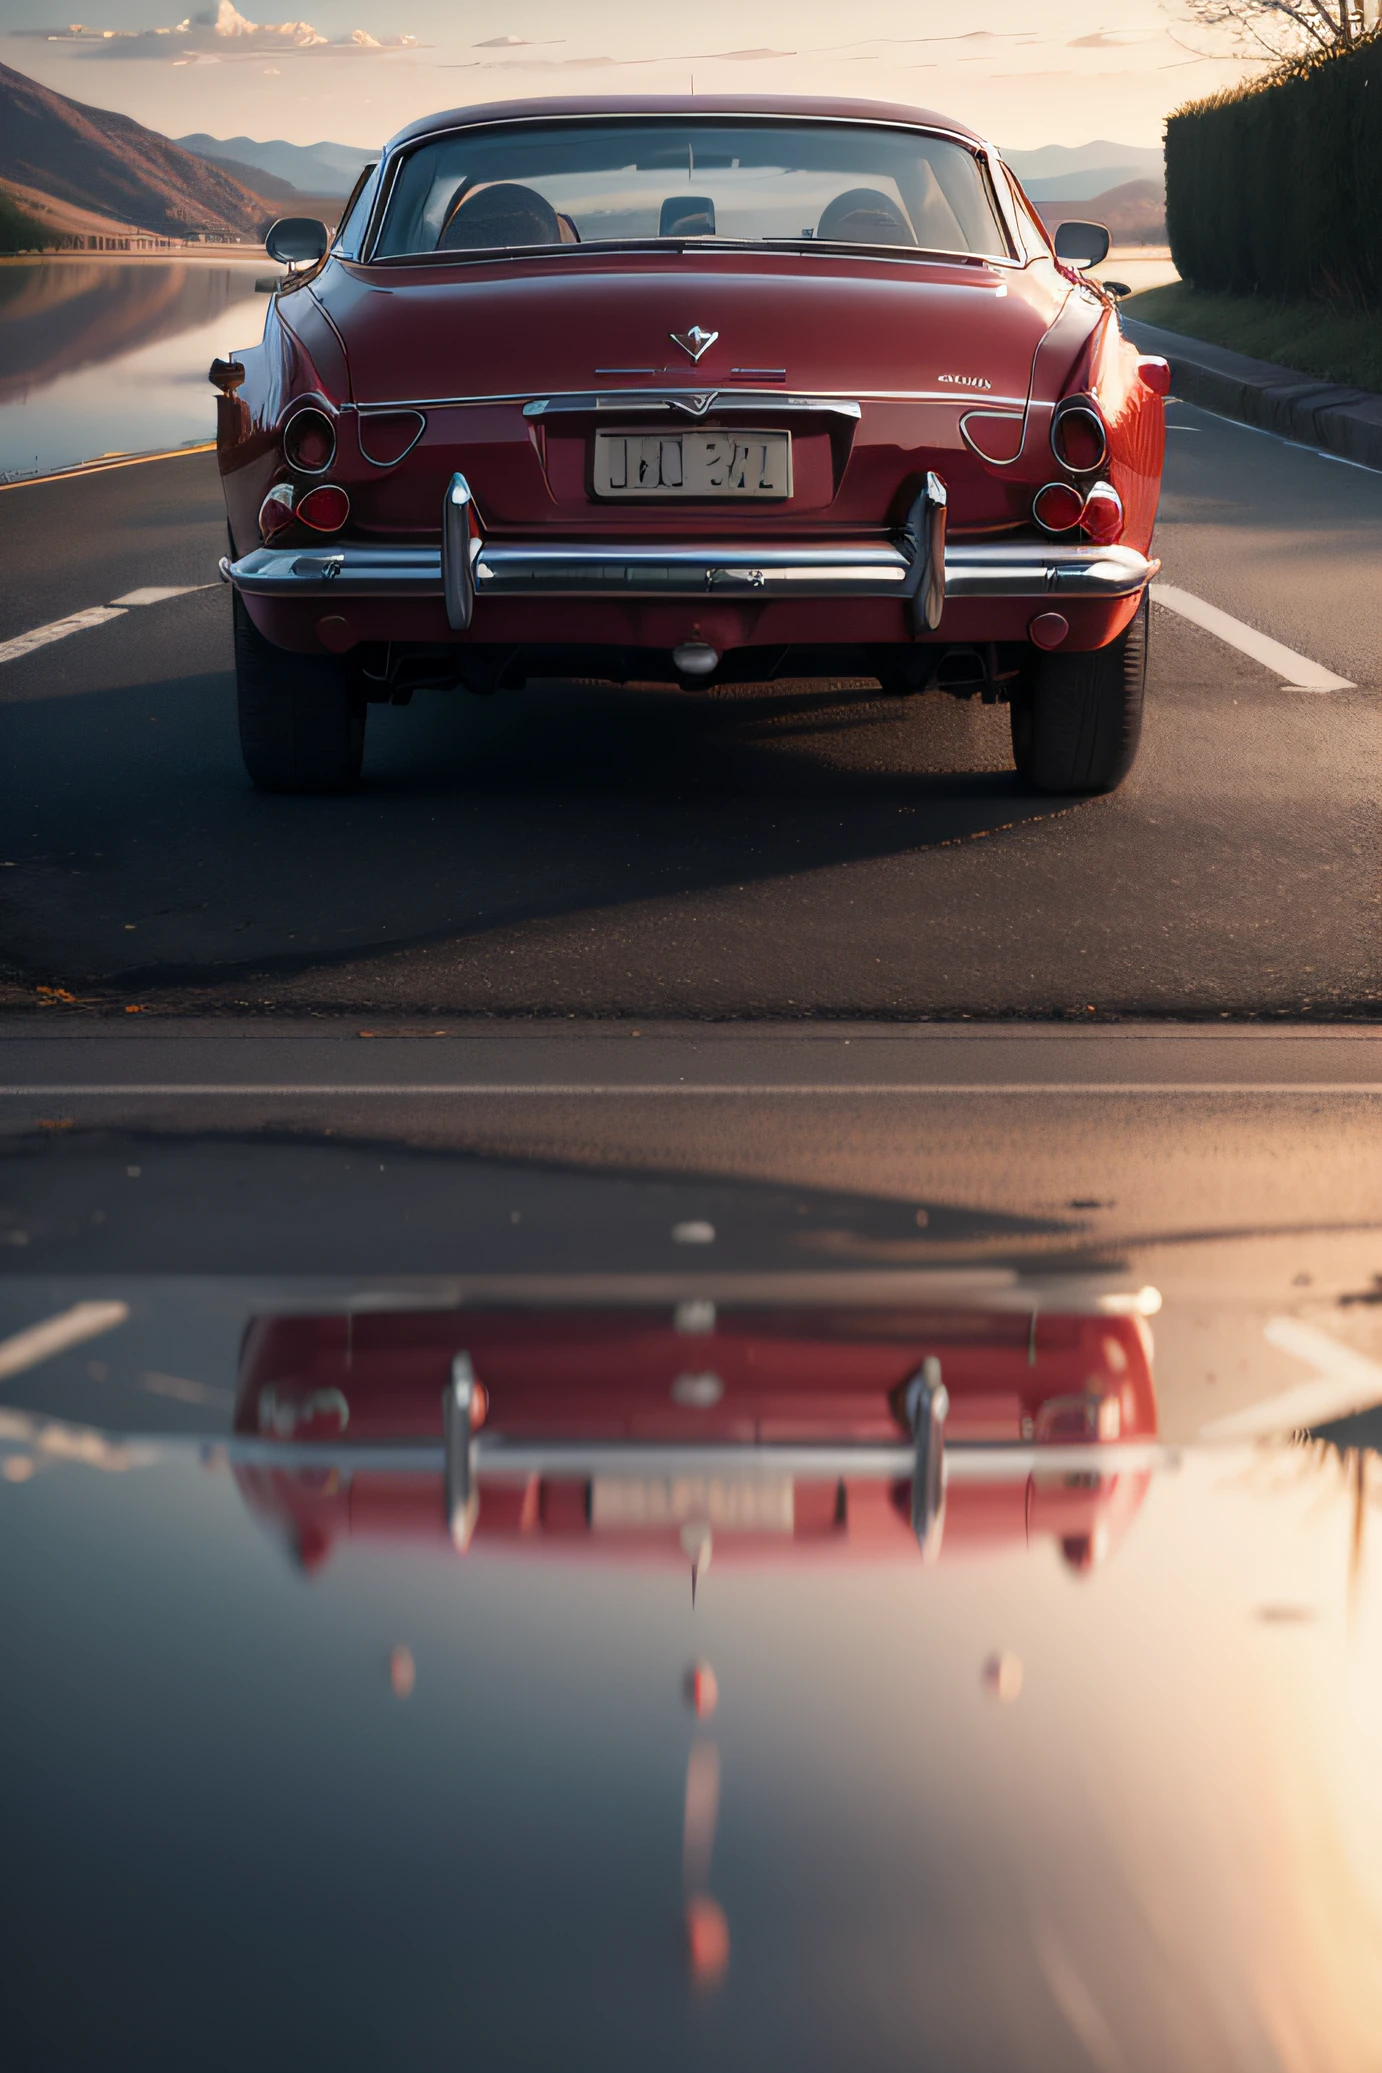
1169, 0, 1379, 56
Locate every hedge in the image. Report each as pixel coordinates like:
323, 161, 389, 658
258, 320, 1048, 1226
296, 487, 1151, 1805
1165, 31, 1382, 309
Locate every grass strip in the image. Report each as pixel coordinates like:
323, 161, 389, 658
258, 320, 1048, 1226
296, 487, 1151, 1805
1122, 283, 1382, 397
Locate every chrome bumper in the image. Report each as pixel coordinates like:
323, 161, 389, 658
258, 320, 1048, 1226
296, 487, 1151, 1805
224, 538, 1155, 602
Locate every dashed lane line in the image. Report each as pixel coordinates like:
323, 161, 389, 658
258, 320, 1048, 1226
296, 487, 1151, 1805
0, 584, 212, 667
1151, 583, 1356, 692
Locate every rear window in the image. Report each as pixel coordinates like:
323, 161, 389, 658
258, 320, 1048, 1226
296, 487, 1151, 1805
372, 118, 1012, 262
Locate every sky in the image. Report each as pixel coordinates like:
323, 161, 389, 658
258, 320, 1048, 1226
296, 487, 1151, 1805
1, 1, 1264, 151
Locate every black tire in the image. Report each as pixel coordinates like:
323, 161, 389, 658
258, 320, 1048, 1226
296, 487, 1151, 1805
1010, 590, 1148, 794
234, 591, 365, 793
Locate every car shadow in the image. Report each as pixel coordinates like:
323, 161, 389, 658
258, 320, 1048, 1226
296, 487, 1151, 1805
0, 662, 1081, 994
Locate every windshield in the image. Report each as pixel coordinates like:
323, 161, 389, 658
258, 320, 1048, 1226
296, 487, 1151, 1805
372, 118, 1012, 261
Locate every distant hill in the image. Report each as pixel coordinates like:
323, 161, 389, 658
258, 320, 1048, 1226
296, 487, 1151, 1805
1021, 166, 1160, 203
0, 59, 266, 239
1034, 180, 1167, 248
178, 134, 375, 199
1004, 140, 1165, 184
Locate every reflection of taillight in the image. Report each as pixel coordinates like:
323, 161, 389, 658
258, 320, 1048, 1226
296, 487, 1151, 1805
282, 406, 336, 473
1033, 481, 1085, 533
258, 483, 295, 540
1081, 480, 1124, 544
297, 483, 351, 532
1035, 1390, 1123, 1443
1051, 402, 1107, 473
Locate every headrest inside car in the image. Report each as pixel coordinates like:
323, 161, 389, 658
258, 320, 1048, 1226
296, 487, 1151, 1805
659, 195, 716, 237
438, 182, 562, 250
817, 188, 914, 246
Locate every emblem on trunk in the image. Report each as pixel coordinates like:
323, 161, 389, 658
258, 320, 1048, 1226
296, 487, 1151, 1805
671, 325, 720, 363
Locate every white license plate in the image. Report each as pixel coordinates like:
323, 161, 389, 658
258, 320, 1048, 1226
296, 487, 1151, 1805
590, 1475, 795, 1531
593, 429, 792, 499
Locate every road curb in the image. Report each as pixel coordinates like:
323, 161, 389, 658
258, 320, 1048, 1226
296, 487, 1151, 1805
1122, 316, 1382, 471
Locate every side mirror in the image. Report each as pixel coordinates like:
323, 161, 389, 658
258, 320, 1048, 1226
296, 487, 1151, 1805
1053, 219, 1111, 270
264, 216, 329, 266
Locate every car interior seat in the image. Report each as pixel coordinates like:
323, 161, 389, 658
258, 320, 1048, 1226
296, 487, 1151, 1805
816, 187, 915, 246
438, 182, 562, 250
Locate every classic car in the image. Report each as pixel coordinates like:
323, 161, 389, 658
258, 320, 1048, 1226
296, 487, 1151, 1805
211, 95, 1168, 796
230, 1299, 1160, 1578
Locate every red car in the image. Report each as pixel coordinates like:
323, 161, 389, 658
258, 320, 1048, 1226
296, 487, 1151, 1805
231, 1302, 1160, 1579
212, 95, 1167, 796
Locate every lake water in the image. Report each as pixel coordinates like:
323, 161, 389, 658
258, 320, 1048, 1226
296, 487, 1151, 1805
0, 257, 268, 481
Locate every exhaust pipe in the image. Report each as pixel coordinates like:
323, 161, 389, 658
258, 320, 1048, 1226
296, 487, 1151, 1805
673, 640, 720, 677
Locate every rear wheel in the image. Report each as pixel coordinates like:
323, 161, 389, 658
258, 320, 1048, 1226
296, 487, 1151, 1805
234, 591, 365, 793
1010, 591, 1148, 794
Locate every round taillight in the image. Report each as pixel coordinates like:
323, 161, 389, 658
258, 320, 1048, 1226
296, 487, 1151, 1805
283, 406, 336, 474
1033, 481, 1086, 533
297, 483, 350, 532
1082, 481, 1124, 544
1051, 403, 1107, 473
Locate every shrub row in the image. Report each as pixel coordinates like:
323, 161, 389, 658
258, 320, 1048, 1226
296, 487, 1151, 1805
1165, 31, 1382, 308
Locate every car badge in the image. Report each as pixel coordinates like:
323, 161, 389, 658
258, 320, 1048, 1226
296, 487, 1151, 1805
670, 325, 719, 363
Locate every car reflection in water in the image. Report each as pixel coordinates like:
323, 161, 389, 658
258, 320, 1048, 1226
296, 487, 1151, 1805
233, 1294, 1159, 1987
233, 1299, 1159, 1584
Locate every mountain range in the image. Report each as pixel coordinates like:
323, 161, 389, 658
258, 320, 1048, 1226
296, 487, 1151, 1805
0, 60, 267, 243
176, 134, 376, 200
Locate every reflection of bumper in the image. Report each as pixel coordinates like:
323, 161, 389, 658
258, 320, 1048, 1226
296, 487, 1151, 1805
222, 539, 1158, 609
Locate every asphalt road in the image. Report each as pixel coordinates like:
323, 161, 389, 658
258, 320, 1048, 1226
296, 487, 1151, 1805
1, 407, 1378, 1019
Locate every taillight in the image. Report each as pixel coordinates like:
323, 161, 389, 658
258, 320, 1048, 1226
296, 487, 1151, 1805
1033, 481, 1085, 533
258, 483, 295, 540
1051, 402, 1107, 473
1137, 355, 1172, 396
1081, 481, 1124, 544
297, 483, 350, 532
282, 405, 336, 473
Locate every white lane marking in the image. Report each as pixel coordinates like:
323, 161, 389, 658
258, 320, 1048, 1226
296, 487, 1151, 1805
0, 605, 126, 667
112, 585, 211, 606
0, 1301, 130, 1384
1177, 407, 1382, 475
0, 583, 214, 667
1151, 583, 1355, 691
1199, 1319, 1382, 1439
0, 1082, 1378, 1098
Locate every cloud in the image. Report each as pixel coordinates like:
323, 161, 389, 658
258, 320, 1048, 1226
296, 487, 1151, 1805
473, 34, 563, 47
18, 2, 424, 60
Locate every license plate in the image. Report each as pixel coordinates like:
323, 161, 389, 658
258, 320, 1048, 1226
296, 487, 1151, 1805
590, 1474, 795, 1531
593, 429, 791, 499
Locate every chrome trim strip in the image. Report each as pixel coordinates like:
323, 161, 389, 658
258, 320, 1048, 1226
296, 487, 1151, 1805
218, 1435, 1165, 1481
475, 543, 909, 596
524, 391, 862, 421
226, 539, 1156, 603
347, 388, 1028, 411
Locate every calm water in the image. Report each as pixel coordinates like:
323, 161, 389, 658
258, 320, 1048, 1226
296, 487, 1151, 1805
4, 1250, 1382, 2067
0, 256, 268, 480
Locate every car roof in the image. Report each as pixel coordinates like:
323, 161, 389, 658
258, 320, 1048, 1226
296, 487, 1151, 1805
385, 94, 989, 156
